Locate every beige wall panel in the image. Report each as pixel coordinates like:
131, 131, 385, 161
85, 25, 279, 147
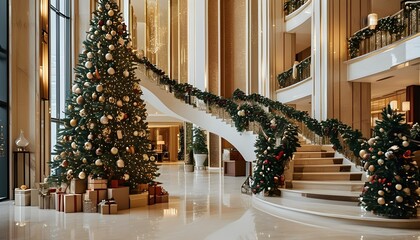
169, 127, 179, 161
208, 0, 219, 95
209, 133, 220, 167
156, 0, 169, 73
249, 0, 258, 93
170, 0, 179, 80
179, 0, 188, 83
222, 0, 247, 95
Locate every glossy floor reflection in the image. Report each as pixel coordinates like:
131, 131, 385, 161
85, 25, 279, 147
1, 164, 420, 240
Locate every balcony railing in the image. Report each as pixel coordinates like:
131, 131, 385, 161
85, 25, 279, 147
283, 0, 309, 16
348, 1, 420, 59
277, 56, 311, 89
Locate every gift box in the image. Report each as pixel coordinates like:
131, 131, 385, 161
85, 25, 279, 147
98, 199, 118, 214
64, 194, 83, 213
15, 189, 31, 206
88, 177, 107, 190
107, 187, 129, 210
110, 179, 126, 188
129, 193, 148, 208
148, 195, 155, 205
39, 194, 55, 209
83, 199, 97, 213
130, 183, 149, 194
30, 189, 39, 206
156, 193, 169, 203
70, 178, 87, 194
148, 185, 162, 196
54, 192, 66, 212
84, 189, 107, 205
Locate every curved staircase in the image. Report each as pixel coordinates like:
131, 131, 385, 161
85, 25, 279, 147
135, 66, 257, 162
135, 63, 420, 229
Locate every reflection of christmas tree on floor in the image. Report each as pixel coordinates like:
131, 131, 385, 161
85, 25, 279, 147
49, 0, 159, 189
359, 105, 420, 218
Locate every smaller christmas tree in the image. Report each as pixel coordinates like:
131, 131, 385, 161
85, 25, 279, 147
359, 105, 420, 218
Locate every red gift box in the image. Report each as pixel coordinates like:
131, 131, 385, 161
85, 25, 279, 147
148, 185, 162, 196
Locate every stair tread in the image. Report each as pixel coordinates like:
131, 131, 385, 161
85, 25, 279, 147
294, 164, 351, 167
283, 189, 361, 197
294, 172, 362, 175
293, 180, 365, 184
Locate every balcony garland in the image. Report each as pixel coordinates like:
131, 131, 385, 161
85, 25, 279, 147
283, 0, 308, 16
136, 56, 300, 195
277, 57, 311, 88
232, 89, 365, 165
347, 2, 420, 59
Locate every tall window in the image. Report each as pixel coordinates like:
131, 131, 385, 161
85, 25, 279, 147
50, 0, 71, 157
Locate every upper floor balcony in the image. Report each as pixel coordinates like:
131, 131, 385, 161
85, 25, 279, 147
284, 0, 312, 33
346, 2, 420, 82
348, 2, 419, 59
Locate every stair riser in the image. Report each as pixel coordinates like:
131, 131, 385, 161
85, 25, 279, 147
293, 173, 362, 181
294, 165, 351, 173
296, 145, 323, 152
291, 182, 364, 192
294, 152, 335, 158
294, 159, 343, 165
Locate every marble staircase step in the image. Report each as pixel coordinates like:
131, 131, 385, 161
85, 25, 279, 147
294, 164, 352, 173
293, 172, 363, 181
280, 189, 360, 203
291, 180, 364, 192
294, 151, 335, 158
296, 145, 323, 152
253, 195, 420, 229
293, 157, 343, 165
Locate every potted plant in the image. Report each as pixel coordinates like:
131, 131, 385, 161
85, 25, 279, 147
192, 127, 208, 170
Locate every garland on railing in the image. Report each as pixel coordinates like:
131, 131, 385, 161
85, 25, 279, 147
348, 2, 420, 59
136, 56, 300, 195
277, 57, 311, 88
232, 89, 365, 165
283, 0, 308, 16
348, 16, 405, 58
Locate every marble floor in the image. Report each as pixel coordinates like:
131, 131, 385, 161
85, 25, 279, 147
1, 164, 420, 240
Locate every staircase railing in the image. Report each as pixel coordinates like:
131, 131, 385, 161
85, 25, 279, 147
232, 89, 364, 166
348, 1, 420, 59
135, 56, 301, 195
277, 56, 311, 89
283, 0, 309, 16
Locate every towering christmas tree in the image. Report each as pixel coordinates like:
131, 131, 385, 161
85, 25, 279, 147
359, 105, 420, 218
49, 0, 159, 189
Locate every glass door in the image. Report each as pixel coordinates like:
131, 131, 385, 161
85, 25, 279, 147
0, 0, 9, 201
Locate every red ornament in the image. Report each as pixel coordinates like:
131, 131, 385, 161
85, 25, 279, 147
99, 20, 104, 26
276, 151, 284, 160
123, 113, 129, 120
403, 150, 412, 159
263, 160, 269, 165
95, 69, 101, 79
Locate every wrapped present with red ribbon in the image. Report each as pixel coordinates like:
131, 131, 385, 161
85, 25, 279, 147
98, 199, 117, 214
54, 192, 66, 212
64, 194, 83, 213
84, 189, 107, 205
156, 189, 169, 203
88, 176, 107, 190
110, 179, 126, 188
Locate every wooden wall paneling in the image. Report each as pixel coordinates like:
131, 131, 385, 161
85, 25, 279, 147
209, 133, 220, 167
179, 0, 188, 83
